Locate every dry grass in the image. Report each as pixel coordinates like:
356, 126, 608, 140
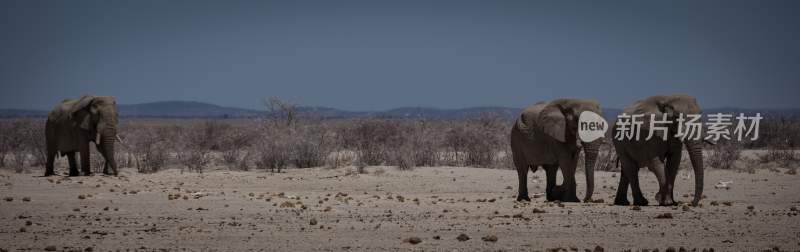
2, 115, 798, 174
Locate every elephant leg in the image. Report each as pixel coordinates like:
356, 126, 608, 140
557, 158, 580, 202
613, 169, 631, 205
544, 164, 561, 201
45, 150, 57, 176
66, 152, 79, 176
515, 164, 531, 202
79, 140, 92, 176
621, 156, 648, 206
665, 152, 681, 205
97, 143, 110, 175
647, 158, 670, 206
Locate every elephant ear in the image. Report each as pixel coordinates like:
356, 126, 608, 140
628, 95, 672, 140
537, 102, 567, 142
516, 102, 547, 140
68, 95, 96, 130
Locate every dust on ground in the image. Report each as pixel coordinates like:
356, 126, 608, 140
1, 166, 798, 251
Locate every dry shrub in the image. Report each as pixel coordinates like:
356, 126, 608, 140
707, 140, 743, 170
219, 124, 257, 171
124, 123, 173, 173
343, 119, 400, 167
442, 114, 508, 168
594, 141, 618, 172
752, 117, 800, 166
178, 121, 226, 173
0, 119, 46, 172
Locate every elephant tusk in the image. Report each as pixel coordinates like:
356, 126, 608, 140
115, 134, 130, 149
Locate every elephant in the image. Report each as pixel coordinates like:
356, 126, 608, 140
612, 94, 705, 206
45, 95, 119, 176
511, 99, 602, 202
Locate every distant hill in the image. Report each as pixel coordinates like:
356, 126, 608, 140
1, 101, 798, 120
119, 101, 262, 118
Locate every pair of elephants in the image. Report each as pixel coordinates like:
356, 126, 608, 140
512, 94, 705, 206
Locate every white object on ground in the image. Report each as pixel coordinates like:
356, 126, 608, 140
715, 180, 733, 189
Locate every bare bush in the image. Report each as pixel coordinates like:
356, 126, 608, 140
178, 121, 223, 173
219, 124, 256, 170
594, 141, 618, 172
443, 114, 508, 168
0, 119, 46, 172
124, 124, 172, 173
708, 140, 743, 170
344, 119, 400, 167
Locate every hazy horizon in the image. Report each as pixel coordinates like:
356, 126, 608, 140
2, 0, 799, 111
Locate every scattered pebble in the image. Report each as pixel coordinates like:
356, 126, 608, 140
481, 235, 498, 242
456, 233, 470, 241
655, 213, 674, 219
404, 237, 422, 245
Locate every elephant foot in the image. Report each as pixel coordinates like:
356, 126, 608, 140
655, 192, 676, 206
560, 193, 580, 203
633, 197, 649, 206
44, 171, 55, 177
613, 197, 630, 206
68, 172, 80, 177
516, 195, 531, 202
546, 186, 564, 202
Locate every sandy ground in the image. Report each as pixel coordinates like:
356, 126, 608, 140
1, 165, 799, 252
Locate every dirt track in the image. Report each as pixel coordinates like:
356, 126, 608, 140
1, 166, 799, 251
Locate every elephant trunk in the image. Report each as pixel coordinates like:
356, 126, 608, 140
582, 141, 599, 202
686, 140, 704, 206
102, 128, 118, 175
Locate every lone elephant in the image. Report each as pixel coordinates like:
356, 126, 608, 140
511, 99, 602, 202
45, 95, 119, 176
612, 94, 705, 206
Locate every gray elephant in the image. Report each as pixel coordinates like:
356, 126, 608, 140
511, 99, 602, 202
45, 95, 119, 176
612, 94, 705, 206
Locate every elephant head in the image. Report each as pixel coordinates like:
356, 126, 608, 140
631, 94, 704, 205
69, 95, 119, 174
536, 99, 603, 202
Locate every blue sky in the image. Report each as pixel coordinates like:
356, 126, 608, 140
1, 0, 798, 110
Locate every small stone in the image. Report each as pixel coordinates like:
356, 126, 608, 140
404, 237, 422, 245
631, 206, 641, 211
309, 218, 317, 225
532, 208, 546, 214
481, 235, 498, 242
44, 246, 57, 251
655, 213, 673, 219
3, 197, 12, 202
456, 233, 470, 241
594, 245, 605, 252
22, 197, 30, 202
